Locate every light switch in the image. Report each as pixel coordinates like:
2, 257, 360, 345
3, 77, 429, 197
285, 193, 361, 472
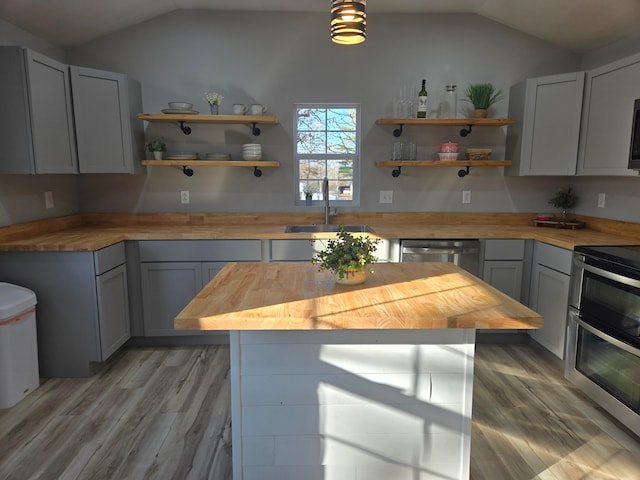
462, 190, 471, 204
181, 190, 190, 204
597, 193, 605, 208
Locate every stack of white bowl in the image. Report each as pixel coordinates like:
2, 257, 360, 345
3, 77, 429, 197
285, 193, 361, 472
242, 143, 262, 160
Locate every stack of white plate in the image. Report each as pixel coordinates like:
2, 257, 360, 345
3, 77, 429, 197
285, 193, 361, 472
242, 143, 262, 160
167, 152, 198, 160
206, 153, 231, 160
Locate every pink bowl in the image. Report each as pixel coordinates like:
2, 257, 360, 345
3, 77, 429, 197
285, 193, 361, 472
440, 142, 458, 153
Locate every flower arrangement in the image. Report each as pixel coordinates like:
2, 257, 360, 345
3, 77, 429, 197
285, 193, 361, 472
312, 225, 380, 280
146, 140, 166, 152
203, 92, 224, 106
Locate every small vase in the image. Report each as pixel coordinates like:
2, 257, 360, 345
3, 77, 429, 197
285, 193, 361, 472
334, 269, 366, 285
472, 109, 488, 118
153, 151, 163, 160
209, 104, 219, 115
305, 194, 313, 206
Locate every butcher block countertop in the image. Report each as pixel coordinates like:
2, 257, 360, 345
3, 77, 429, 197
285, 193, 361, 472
174, 262, 543, 331
0, 212, 638, 252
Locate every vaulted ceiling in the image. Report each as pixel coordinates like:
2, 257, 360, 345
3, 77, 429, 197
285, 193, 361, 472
1, 0, 639, 52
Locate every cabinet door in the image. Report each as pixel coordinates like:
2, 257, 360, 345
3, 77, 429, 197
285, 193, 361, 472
24, 49, 78, 174
529, 264, 570, 359
578, 53, 640, 176
507, 72, 584, 176
71, 66, 144, 174
96, 264, 131, 360
483, 260, 523, 301
202, 261, 227, 282
140, 262, 203, 336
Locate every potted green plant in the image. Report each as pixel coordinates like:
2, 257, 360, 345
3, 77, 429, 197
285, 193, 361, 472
146, 140, 166, 160
312, 225, 381, 284
462, 83, 503, 118
549, 186, 578, 223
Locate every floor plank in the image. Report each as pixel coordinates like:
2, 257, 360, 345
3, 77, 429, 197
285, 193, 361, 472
0, 343, 637, 479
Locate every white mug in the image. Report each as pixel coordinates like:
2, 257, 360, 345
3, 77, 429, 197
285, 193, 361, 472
250, 104, 267, 115
233, 104, 248, 115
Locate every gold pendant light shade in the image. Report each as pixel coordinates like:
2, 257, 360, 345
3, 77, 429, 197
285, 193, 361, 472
330, 0, 366, 45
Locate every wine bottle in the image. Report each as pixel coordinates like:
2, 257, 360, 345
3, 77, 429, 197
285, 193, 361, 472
417, 79, 428, 118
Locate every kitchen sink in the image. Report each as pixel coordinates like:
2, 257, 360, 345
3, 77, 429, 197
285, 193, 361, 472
284, 224, 375, 233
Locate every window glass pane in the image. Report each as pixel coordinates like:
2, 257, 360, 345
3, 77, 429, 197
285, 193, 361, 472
327, 108, 356, 131
297, 132, 327, 154
327, 131, 356, 154
297, 108, 326, 131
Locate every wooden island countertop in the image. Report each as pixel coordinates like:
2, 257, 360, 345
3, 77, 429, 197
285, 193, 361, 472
175, 261, 542, 331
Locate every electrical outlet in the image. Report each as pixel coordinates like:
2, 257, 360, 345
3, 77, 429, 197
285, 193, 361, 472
597, 192, 606, 208
180, 190, 190, 204
462, 190, 471, 204
44, 191, 54, 209
379, 190, 393, 204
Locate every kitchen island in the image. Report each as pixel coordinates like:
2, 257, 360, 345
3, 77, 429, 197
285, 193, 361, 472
176, 262, 542, 480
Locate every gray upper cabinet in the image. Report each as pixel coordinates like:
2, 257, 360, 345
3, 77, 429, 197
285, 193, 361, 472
506, 72, 584, 176
577, 52, 640, 176
70, 66, 145, 174
0, 46, 78, 174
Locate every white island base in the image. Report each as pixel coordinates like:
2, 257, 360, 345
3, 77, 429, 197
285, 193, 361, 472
230, 328, 475, 480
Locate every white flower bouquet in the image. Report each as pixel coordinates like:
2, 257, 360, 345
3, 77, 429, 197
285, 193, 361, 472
204, 92, 224, 106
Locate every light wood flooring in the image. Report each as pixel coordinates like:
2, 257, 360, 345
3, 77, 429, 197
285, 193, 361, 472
0, 343, 638, 479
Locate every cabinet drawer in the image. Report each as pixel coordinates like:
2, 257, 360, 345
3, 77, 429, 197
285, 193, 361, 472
139, 240, 262, 262
483, 239, 525, 260
94, 242, 125, 275
535, 241, 572, 274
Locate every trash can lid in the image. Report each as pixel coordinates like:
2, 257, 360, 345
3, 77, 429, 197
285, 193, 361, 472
0, 283, 37, 320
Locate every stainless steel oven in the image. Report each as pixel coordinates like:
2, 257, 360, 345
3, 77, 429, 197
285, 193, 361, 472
565, 246, 640, 437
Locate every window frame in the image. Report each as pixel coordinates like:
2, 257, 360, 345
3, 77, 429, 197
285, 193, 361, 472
293, 103, 361, 207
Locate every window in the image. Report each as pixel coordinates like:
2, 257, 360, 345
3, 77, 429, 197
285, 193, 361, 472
294, 104, 360, 206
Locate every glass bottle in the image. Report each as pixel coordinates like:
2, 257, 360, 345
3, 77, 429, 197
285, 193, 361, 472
440, 85, 457, 118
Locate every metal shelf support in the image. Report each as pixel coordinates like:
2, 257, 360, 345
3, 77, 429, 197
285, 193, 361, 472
459, 125, 473, 137
393, 124, 404, 137
458, 166, 471, 177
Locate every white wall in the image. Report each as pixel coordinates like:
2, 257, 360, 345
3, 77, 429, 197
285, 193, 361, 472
68, 10, 581, 215
0, 19, 80, 226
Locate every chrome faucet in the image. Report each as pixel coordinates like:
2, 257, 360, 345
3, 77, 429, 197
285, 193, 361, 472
323, 177, 330, 224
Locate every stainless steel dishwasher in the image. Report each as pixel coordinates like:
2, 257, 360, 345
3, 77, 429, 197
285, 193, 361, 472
400, 239, 481, 277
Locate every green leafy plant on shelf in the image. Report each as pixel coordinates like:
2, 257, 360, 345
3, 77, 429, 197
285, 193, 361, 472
462, 83, 503, 113
146, 140, 166, 152
312, 225, 381, 280
549, 186, 578, 222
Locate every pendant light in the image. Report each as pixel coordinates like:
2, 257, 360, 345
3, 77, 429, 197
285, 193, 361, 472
330, 0, 366, 45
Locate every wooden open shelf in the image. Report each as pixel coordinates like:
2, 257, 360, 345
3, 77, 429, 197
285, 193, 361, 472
138, 113, 279, 125
142, 159, 279, 177
375, 160, 512, 177
376, 118, 515, 127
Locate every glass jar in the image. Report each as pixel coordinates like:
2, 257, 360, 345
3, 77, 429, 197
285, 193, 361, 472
440, 85, 457, 118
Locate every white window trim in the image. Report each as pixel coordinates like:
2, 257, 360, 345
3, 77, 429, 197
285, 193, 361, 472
293, 103, 361, 207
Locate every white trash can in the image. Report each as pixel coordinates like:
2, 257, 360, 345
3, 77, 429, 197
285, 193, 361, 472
0, 282, 39, 409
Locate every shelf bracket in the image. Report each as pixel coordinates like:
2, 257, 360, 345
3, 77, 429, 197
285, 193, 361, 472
391, 166, 402, 177
253, 166, 263, 177
457, 166, 471, 177
393, 124, 404, 137
459, 124, 473, 137
178, 121, 192, 135
182, 166, 194, 177
250, 123, 261, 136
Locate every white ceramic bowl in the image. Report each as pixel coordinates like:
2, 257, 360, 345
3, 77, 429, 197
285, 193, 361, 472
243, 154, 262, 160
437, 152, 459, 161
168, 102, 193, 110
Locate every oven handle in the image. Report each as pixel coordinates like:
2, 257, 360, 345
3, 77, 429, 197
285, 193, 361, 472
573, 257, 640, 289
573, 313, 640, 358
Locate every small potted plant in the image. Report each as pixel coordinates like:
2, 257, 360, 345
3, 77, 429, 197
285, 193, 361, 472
462, 83, 503, 118
312, 225, 381, 284
549, 186, 579, 223
204, 91, 224, 115
146, 140, 166, 160
303, 184, 316, 206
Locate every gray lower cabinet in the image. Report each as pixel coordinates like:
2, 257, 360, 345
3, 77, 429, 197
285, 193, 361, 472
506, 72, 584, 176
0, 243, 130, 377
138, 240, 262, 337
0, 46, 77, 174
578, 51, 640, 176
528, 242, 572, 359
70, 66, 145, 174
482, 239, 525, 301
